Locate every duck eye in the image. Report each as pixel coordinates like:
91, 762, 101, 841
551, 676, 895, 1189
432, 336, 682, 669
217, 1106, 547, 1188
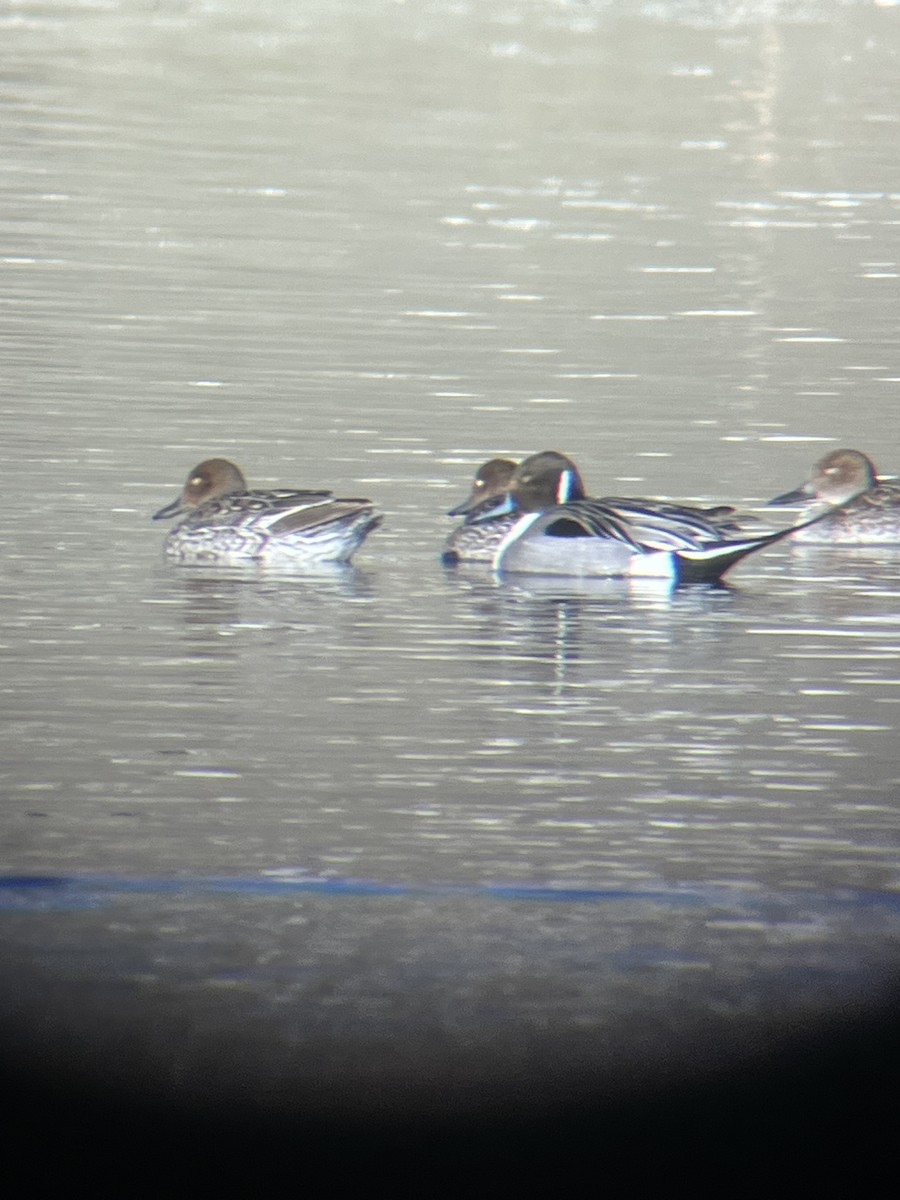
190, 476, 204, 486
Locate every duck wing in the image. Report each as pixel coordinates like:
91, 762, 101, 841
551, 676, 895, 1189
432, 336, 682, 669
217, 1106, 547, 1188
536, 498, 745, 552
592, 496, 757, 550
267, 496, 378, 536
176, 488, 332, 528
535, 500, 645, 549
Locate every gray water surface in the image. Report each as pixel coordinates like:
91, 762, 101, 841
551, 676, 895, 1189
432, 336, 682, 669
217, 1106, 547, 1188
1, 0, 899, 1122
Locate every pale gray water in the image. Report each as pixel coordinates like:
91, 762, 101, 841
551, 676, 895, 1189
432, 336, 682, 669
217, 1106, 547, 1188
1, 0, 899, 1125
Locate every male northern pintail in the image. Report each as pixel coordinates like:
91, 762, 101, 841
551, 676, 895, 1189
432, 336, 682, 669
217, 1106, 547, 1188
443, 453, 751, 565
471, 450, 833, 583
442, 458, 518, 563
153, 458, 383, 566
768, 448, 900, 544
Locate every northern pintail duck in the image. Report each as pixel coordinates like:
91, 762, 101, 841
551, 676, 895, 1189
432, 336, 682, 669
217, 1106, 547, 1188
153, 458, 383, 566
768, 449, 900, 544
473, 450, 833, 583
442, 458, 518, 564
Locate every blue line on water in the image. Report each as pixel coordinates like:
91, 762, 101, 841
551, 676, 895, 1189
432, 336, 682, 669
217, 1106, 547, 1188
0, 876, 76, 890
0, 873, 899, 916
0, 874, 701, 904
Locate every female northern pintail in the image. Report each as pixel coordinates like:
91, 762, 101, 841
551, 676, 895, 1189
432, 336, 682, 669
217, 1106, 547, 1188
768, 449, 900, 544
442, 458, 518, 564
153, 458, 383, 566
472, 450, 833, 583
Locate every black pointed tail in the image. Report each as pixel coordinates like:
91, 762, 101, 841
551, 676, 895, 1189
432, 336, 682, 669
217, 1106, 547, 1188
675, 504, 847, 584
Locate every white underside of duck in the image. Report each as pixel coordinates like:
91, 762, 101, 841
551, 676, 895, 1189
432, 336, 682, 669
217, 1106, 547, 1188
493, 512, 678, 579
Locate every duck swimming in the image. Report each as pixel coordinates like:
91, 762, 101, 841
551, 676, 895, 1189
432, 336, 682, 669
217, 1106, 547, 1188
768, 448, 900, 544
442, 458, 518, 564
153, 458, 382, 567
470, 450, 837, 583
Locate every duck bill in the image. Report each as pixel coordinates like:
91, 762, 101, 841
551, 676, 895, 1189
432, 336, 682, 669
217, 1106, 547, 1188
467, 494, 518, 523
767, 483, 811, 506
447, 491, 481, 517
153, 495, 187, 521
